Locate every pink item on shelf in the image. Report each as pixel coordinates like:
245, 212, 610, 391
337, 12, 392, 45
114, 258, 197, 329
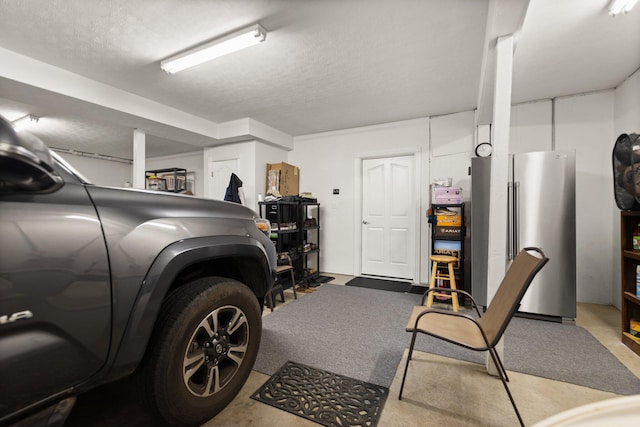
434, 186, 462, 196
435, 195, 462, 204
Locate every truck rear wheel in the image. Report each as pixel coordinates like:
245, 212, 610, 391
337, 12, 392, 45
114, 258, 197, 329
139, 277, 262, 426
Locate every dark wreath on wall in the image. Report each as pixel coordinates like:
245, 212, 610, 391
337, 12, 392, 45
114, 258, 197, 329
613, 133, 640, 211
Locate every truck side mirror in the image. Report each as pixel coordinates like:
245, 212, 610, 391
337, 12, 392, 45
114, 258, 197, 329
0, 115, 64, 193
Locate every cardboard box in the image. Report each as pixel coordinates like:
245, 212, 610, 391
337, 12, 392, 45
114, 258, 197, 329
433, 240, 461, 251
437, 214, 462, 222
266, 162, 299, 196
434, 226, 464, 238
437, 215, 462, 226
432, 248, 461, 269
438, 220, 462, 227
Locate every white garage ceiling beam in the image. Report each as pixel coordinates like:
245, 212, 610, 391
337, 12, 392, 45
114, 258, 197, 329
132, 129, 146, 189
0, 46, 293, 150
477, 0, 530, 125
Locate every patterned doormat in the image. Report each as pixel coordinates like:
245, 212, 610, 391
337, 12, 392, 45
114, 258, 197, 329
251, 361, 388, 427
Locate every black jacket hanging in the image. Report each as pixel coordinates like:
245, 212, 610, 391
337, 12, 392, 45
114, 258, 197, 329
224, 173, 243, 204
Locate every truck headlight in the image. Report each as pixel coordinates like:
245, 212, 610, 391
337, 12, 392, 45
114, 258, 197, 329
254, 217, 271, 236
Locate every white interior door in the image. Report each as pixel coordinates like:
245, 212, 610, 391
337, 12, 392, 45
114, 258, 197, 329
207, 159, 237, 200
361, 156, 415, 279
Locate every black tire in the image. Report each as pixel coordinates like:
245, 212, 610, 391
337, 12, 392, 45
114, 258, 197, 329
139, 277, 262, 426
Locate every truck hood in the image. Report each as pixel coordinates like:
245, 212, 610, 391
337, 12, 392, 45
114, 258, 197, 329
84, 184, 272, 273
86, 185, 258, 220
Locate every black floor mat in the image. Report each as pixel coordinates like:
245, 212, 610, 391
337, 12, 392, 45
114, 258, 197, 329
407, 285, 428, 294
345, 276, 411, 292
251, 361, 388, 427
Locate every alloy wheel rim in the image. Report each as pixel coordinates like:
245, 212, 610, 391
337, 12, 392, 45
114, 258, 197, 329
182, 305, 249, 397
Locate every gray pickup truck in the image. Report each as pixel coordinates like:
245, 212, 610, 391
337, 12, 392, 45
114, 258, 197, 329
0, 115, 276, 426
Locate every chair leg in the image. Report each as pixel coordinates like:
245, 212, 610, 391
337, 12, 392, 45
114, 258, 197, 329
448, 262, 459, 312
290, 270, 297, 300
487, 346, 524, 427
265, 291, 275, 312
489, 346, 510, 383
398, 331, 418, 400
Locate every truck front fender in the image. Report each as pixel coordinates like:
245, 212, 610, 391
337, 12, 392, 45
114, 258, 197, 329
108, 235, 273, 378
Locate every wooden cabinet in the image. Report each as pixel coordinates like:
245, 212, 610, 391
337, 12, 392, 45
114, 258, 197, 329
621, 210, 640, 356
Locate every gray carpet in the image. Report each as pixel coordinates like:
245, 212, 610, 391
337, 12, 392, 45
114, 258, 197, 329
254, 284, 640, 395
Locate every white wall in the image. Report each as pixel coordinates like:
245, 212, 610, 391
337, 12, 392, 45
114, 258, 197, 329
431, 111, 475, 158
290, 118, 429, 279
59, 85, 626, 306
612, 69, 640, 308
615, 69, 640, 132
201, 140, 288, 212
555, 91, 615, 304
510, 100, 553, 154
204, 141, 258, 210
146, 150, 204, 197
430, 111, 475, 201
58, 152, 131, 187
289, 92, 623, 307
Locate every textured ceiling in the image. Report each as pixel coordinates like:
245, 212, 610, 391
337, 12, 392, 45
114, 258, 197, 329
0, 0, 638, 159
513, 0, 640, 103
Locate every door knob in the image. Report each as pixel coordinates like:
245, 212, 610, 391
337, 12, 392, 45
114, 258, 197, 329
362, 220, 370, 224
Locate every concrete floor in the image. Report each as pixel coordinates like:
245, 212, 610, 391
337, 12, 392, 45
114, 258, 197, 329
65, 274, 640, 426
205, 274, 640, 427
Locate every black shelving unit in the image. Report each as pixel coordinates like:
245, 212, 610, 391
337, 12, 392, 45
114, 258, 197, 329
259, 200, 320, 286
300, 202, 320, 282
430, 203, 467, 302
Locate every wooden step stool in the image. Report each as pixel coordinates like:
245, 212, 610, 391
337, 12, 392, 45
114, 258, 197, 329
426, 254, 459, 312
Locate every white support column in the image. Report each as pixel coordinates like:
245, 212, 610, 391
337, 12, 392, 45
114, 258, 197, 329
485, 35, 514, 375
132, 129, 146, 189
477, 124, 491, 146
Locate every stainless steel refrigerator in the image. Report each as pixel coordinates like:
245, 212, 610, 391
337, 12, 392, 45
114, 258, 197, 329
471, 151, 576, 320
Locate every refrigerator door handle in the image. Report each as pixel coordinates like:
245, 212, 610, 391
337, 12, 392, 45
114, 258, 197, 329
507, 182, 513, 260
514, 181, 520, 255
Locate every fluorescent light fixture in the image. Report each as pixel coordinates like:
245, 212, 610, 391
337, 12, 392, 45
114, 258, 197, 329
12, 114, 40, 132
161, 24, 267, 74
609, 0, 638, 15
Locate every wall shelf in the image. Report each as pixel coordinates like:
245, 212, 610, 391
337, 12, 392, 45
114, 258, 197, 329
145, 167, 187, 193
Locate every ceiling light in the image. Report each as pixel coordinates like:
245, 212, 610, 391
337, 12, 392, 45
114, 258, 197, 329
161, 24, 267, 74
609, 0, 638, 15
12, 114, 40, 132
